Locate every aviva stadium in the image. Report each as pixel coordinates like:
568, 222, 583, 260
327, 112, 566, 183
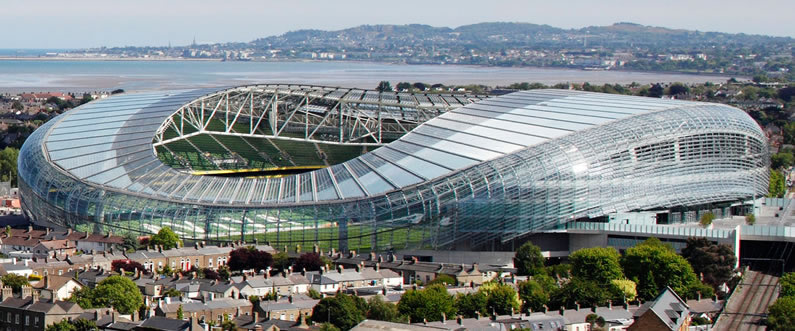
18, 85, 769, 251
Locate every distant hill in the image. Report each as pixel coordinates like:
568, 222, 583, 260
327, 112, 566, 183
252, 21, 792, 50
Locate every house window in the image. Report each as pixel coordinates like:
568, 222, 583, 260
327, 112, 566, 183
15, 314, 19, 324
25, 316, 29, 326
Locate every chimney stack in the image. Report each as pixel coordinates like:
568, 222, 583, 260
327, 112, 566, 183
21, 286, 32, 299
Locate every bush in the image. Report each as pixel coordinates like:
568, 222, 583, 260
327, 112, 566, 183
767, 297, 795, 330
746, 214, 756, 225
112, 259, 146, 273
699, 212, 715, 228
781, 272, 795, 298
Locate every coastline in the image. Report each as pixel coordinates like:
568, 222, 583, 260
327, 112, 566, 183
0, 56, 747, 80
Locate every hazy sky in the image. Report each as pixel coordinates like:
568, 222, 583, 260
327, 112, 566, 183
1, 0, 792, 49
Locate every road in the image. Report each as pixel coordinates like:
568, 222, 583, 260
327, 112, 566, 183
714, 270, 779, 331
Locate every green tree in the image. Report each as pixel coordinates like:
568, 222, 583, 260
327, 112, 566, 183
272, 251, 290, 271
769, 170, 787, 198
396, 82, 412, 91
0, 274, 29, 293
518, 280, 549, 313
376, 81, 393, 92
781, 272, 795, 298
586, 313, 606, 329
121, 233, 140, 252
176, 304, 184, 319
312, 293, 367, 330
162, 287, 183, 298
318, 323, 341, 331
307, 288, 323, 300
46, 318, 97, 331
221, 314, 236, 331
427, 274, 456, 286
610, 279, 637, 301
150, 227, 181, 250
667, 83, 689, 96
91, 275, 143, 314
366, 296, 402, 322
514, 242, 545, 276
648, 84, 664, 98
681, 237, 737, 287
455, 291, 488, 318
397, 284, 456, 323
621, 238, 700, 300
550, 278, 611, 308
67, 286, 96, 309
767, 296, 795, 331
0, 147, 19, 186
772, 152, 795, 170
783, 122, 795, 145
480, 282, 520, 316
570, 247, 624, 284
11, 101, 23, 111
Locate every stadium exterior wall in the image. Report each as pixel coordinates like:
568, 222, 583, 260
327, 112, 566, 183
18, 88, 770, 251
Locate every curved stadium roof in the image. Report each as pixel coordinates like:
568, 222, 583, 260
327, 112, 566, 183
19, 85, 769, 250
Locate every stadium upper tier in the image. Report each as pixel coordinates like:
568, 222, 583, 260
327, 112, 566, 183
18, 85, 769, 251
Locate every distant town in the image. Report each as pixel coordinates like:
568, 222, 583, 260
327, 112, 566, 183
8, 22, 794, 82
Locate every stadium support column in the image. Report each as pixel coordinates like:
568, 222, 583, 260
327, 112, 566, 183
339, 219, 349, 253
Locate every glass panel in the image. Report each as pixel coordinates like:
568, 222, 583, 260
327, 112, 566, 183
359, 153, 422, 187
373, 147, 449, 180
280, 176, 296, 203
346, 159, 394, 195
314, 168, 339, 201
329, 165, 364, 199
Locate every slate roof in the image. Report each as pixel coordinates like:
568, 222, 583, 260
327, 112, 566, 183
634, 287, 690, 331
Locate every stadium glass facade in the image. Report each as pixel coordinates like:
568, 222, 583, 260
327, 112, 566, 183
18, 86, 770, 251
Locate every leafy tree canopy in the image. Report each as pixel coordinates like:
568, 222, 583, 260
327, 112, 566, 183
71, 275, 143, 314
149, 227, 181, 250
610, 279, 637, 302
366, 296, 403, 323
427, 274, 456, 286
621, 238, 699, 300
681, 237, 737, 287
455, 291, 488, 318
550, 278, 612, 308
397, 284, 456, 323
767, 296, 795, 331
480, 282, 520, 316
46, 318, 97, 331
228, 247, 274, 272
295, 252, 326, 272
518, 280, 549, 313
376, 81, 393, 92
514, 241, 545, 276
781, 272, 795, 298
0, 273, 29, 293
312, 293, 368, 330
570, 247, 624, 285
769, 170, 787, 198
